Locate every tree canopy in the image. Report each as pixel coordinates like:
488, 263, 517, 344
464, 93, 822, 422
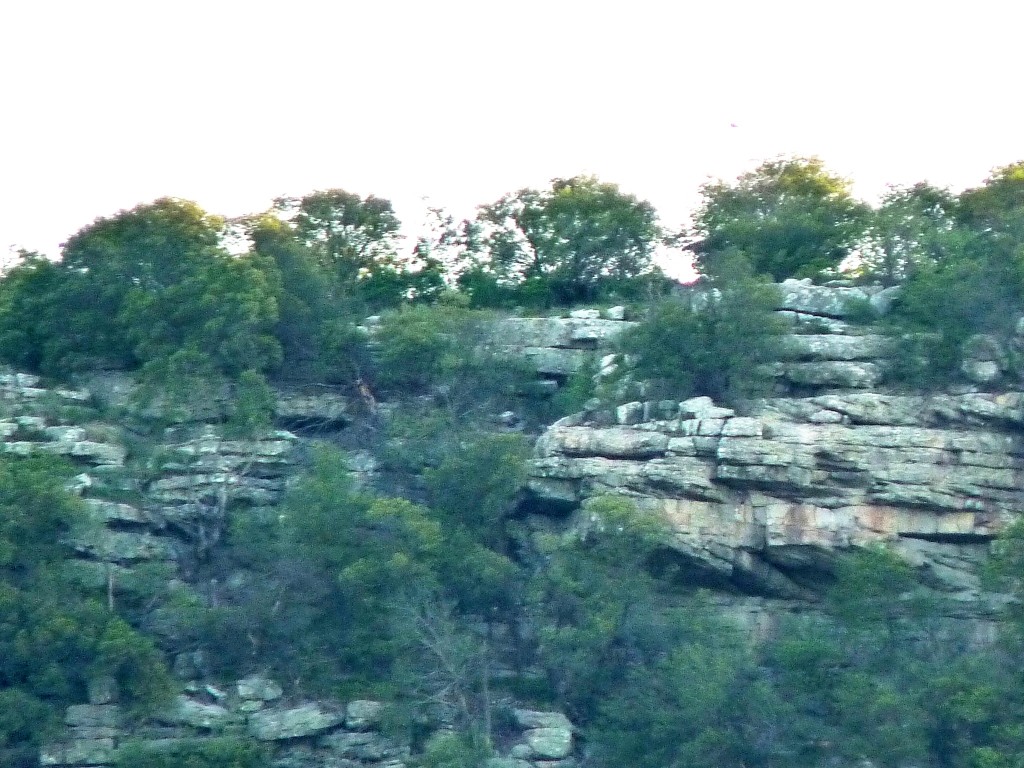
472, 176, 662, 305
692, 157, 869, 281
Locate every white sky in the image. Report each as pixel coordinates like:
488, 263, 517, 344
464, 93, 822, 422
2, 0, 1022, 277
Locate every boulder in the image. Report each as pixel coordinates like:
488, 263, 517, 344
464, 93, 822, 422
512, 710, 572, 730
237, 675, 283, 702
65, 705, 121, 728
248, 703, 345, 740
778, 361, 882, 389
321, 729, 405, 761
776, 280, 873, 318
523, 727, 573, 759
159, 695, 236, 730
40, 739, 115, 766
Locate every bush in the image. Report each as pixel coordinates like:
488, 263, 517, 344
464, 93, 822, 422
617, 253, 786, 403
883, 252, 1024, 387
371, 305, 529, 415
115, 738, 270, 768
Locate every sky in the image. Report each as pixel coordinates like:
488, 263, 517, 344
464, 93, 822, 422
2, 1, 1023, 277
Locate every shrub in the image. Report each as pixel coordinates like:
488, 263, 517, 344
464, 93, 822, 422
618, 254, 786, 404
115, 738, 270, 768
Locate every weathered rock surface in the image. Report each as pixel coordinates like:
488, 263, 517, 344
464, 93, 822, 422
490, 283, 900, 395
248, 703, 346, 740
158, 695, 238, 730
274, 389, 351, 429
529, 391, 1024, 601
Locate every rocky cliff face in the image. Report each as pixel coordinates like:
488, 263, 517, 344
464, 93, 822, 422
518, 280, 1018, 623
527, 390, 1019, 606
12, 279, 1024, 766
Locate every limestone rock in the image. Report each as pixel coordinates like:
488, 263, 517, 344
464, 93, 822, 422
40, 739, 114, 766
321, 729, 405, 761
485, 759, 533, 768
776, 280, 873, 318
248, 703, 345, 740
275, 390, 350, 428
159, 695, 237, 730
65, 705, 121, 729
527, 390, 1024, 597
776, 361, 882, 389
523, 727, 573, 759
780, 334, 892, 362
237, 675, 283, 702
67, 528, 177, 563
512, 710, 572, 731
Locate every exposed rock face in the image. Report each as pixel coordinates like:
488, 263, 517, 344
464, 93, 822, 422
491, 282, 899, 394
248, 702, 346, 740
529, 391, 1024, 602
43, 684, 574, 768
490, 315, 638, 377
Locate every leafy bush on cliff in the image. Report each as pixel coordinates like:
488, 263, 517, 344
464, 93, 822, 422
617, 251, 786, 403
116, 738, 270, 768
0, 456, 171, 767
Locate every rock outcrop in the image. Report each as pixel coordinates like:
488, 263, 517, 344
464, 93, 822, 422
528, 391, 1024, 603
41, 682, 576, 768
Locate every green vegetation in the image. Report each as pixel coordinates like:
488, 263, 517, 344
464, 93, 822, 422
0, 456, 171, 767
691, 156, 869, 281
469, 175, 666, 306
3, 160, 1024, 767
115, 738, 270, 768
617, 251, 787, 403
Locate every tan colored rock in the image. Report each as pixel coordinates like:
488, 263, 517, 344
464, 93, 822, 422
528, 391, 1024, 596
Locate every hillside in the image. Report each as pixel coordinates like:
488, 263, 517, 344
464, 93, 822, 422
0, 279, 1017, 768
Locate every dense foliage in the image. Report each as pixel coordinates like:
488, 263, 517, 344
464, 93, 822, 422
470, 175, 664, 305
0, 456, 171, 768
691, 157, 869, 281
616, 250, 787, 403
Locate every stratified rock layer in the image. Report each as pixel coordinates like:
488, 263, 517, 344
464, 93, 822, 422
529, 392, 1024, 600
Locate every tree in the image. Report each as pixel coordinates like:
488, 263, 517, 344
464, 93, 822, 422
475, 176, 661, 304
856, 183, 962, 285
617, 250, 787, 403
275, 189, 401, 286
692, 157, 869, 281
957, 161, 1024, 238
0, 456, 171, 767
0, 199, 282, 381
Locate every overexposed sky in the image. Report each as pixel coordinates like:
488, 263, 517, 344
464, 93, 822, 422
1, 0, 1022, 274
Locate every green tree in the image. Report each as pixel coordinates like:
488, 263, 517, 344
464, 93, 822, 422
692, 156, 869, 281
54, 198, 229, 372
475, 176, 661, 304
0, 199, 282, 382
957, 161, 1024, 238
528, 496, 677, 717
423, 433, 529, 549
617, 250, 786, 403
275, 189, 401, 286
0, 253, 63, 372
0, 456, 171, 767
856, 182, 963, 285
371, 305, 526, 411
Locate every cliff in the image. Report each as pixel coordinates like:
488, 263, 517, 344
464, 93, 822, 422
8, 279, 1023, 767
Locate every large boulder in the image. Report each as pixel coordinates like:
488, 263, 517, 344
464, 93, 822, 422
248, 703, 345, 740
